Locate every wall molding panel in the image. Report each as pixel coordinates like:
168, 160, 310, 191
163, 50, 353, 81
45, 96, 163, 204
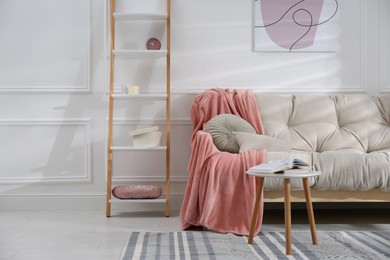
359, 0, 369, 93
379, 0, 390, 93
113, 176, 188, 183
171, 87, 367, 95
0, 118, 92, 183
107, 118, 191, 125
1, 1, 388, 211
0, 0, 91, 92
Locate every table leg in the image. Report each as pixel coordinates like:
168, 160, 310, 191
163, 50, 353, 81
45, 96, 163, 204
284, 178, 292, 255
248, 177, 264, 244
302, 177, 318, 245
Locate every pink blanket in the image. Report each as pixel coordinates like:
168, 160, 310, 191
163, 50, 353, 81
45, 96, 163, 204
180, 88, 266, 236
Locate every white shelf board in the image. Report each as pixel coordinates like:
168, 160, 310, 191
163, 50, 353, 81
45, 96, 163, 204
113, 50, 167, 58
111, 146, 167, 151
113, 13, 167, 21
110, 198, 166, 203
112, 93, 167, 100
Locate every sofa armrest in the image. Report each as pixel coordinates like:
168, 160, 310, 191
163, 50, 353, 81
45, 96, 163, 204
187, 130, 220, 172
182, 129, 267, 235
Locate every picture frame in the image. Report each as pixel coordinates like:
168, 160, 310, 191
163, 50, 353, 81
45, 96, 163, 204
253, 0, 340, 52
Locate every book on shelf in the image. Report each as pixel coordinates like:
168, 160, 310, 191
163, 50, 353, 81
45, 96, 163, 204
247, 159, 310, 174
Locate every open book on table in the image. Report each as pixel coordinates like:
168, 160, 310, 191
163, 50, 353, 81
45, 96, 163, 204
247, 159, 310, 174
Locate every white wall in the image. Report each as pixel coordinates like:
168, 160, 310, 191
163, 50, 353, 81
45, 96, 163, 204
0, 0, 389, 212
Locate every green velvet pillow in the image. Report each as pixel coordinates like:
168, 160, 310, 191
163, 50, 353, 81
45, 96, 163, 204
204, 114, 256, 153
234, 132, 291, 152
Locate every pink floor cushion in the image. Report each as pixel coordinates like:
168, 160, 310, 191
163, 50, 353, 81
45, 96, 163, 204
112, 185, 163, 199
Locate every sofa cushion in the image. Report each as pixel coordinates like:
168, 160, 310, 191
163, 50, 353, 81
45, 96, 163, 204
234, 132, 291, 152
204, 114, 256, 153
313, 150, 390, 191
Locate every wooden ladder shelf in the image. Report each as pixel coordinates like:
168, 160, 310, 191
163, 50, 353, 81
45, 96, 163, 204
105, 0, 171, 217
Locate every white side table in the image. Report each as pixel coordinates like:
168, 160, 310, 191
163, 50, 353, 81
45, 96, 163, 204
246, 170, 321, 255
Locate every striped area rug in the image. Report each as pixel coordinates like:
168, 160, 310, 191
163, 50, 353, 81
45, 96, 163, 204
122, 230, 390, 259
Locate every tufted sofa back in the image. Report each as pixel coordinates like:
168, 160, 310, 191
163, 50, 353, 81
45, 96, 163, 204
256, 94, 390, 153
255, 94, 390, 191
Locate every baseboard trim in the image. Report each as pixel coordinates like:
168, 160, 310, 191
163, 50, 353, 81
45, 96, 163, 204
0, 194, 184, 211
2, 189, 388, 211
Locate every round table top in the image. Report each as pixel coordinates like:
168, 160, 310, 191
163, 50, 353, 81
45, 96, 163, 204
246, 170, 321, 179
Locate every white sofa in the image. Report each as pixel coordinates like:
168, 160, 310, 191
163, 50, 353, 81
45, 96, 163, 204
181, 89, 389, 235
252, 94, 390, 202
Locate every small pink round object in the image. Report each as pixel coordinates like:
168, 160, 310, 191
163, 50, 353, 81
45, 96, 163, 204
112, 185, 162, 199
145, 37, 161, 50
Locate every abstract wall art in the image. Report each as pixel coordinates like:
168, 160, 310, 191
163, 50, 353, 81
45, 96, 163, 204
253, 0, 339, 52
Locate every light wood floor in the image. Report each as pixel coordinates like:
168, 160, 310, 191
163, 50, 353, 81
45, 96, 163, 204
1, 204, 389, 260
